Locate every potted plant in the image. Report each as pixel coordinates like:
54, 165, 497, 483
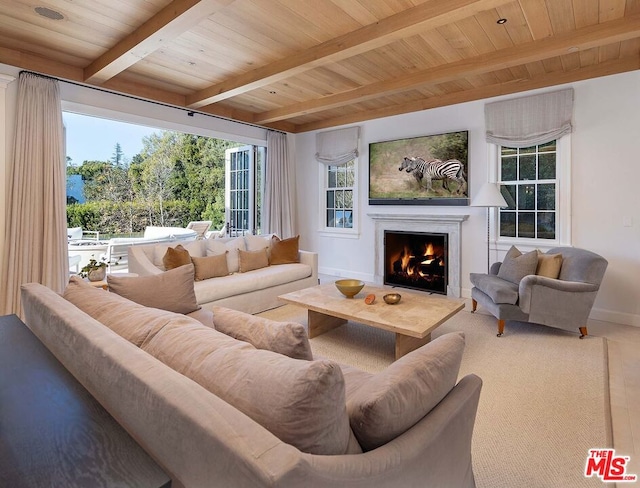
80, 257, 108, 282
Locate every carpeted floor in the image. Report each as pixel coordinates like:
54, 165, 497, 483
258, 305, 612, 488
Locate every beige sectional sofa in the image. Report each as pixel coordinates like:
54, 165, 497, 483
128, 234, 318, 314
21, 278, 482, 488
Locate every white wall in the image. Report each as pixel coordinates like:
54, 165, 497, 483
294, 70, 640, 327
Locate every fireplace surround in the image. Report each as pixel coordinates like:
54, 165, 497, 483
369, 213, 469, 297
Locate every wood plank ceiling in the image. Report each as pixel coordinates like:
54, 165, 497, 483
0, 0, 638, 133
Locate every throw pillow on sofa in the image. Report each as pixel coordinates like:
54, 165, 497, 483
107, 263, 200, 314
163, 244, 192, 270
497, 245, 538, 284
347, 332, 465, 451
238, 248, 269, 272
206, 237, 246, 273
211, 306, 313, 360
536, 251, 563, 279
191, 253, 229, 280
142, 323, 358, 456
269, 235, 300, 265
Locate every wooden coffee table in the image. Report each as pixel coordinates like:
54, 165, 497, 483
279, 283, 465, 359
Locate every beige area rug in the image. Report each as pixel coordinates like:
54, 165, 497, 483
258, 305, 612, 488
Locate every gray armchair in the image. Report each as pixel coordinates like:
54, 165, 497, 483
470, 247, 608, 338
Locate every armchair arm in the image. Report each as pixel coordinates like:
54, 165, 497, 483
519, 275, 600, 316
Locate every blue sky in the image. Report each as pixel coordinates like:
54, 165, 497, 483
63, 112, 160, 166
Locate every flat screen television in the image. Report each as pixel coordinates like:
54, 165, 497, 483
368, 130, 469, 206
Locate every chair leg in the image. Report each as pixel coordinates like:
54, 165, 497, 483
579, 326, 588, 339
497, 319, 505, 337
471, 299, 477, 313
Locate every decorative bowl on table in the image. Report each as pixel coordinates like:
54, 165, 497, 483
335, 279, 365, 298
383, 293, 401, 304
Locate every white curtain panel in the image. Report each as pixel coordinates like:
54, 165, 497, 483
485, 88, 574, 147
264, 130, 296, 238
0, 72, 68, 316
315, 126, 359, 165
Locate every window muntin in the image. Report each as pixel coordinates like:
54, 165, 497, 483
499, 141, 557, 240
325, 160, 355, 229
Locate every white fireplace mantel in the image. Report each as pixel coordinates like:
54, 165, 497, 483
368, 213, 469, 298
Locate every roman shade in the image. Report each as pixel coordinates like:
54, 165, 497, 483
485, 88, 573, 147
315, 126, 359, 166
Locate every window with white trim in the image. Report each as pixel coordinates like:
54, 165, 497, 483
324, 159, 356, 230
495, 137, 570, 246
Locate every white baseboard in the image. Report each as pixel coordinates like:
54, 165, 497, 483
318, 267, 375, 284
590, 307, 640, 328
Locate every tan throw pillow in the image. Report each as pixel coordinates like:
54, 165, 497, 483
238, 248, 269, 272
107, 263, 200, 314
142, 322, 353, 455
191, 253, 229, 281
211, 306, 313, 360
162, 244, 191, 270
496, 245, 538, 284
347, 332, 465, 451
269, 235, 300, 264
536, 251, 563, 279
206, 237, 246, 273
63, 276, 198, 347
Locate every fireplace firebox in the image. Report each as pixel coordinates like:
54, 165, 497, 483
384, 230, 448, 295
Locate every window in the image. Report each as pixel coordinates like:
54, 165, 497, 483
498, 140, 558, 240
324, 160, 356, 231
225, 145, 265, 236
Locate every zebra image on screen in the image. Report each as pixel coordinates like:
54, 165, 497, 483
399, 157, 467, 195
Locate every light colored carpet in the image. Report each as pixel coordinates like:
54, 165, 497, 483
257, 305, 612, 488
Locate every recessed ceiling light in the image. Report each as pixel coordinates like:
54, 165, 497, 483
496, 18, 507, 25
34, 6, 64, 20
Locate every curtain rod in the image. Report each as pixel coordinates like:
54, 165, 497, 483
19, 70, 287, 135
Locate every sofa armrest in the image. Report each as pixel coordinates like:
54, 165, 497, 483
128, 246, 163, 276
298, 250, 318, 282
519, 275, 600, 315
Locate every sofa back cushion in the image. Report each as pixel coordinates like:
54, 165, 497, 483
107, 264, 200, 314
211, 306, 313, 360
63, 276, 198, 347
143, 323, 355, 455
347, 332, 465, 451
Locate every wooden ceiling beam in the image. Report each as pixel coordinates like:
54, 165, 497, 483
186, 0, 511, 108
294, 56, 640, 133
83, 0, 234, 84
256, 14, 640, 124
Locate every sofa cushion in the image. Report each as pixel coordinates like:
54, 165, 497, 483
192, 253, 229, 281
270, 235, 300, 265
206, 237, 246, 273
63, 276, 198, 347
536, 251, 563, 279
347, 332, 465, 451
211, 306, 313, 360
193, 263, 313, 304
162, 244, 192, 270
238, 248, 269, 272
143, 323, 355, 455
244, 234, 271, 252
107, 264, 200, 314
497, 246, 538, 284
469, 272, 519, 304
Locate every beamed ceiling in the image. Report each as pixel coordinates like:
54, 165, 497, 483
0, 0, 639, 133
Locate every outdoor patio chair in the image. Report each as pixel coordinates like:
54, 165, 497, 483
186, 220, 212, 239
